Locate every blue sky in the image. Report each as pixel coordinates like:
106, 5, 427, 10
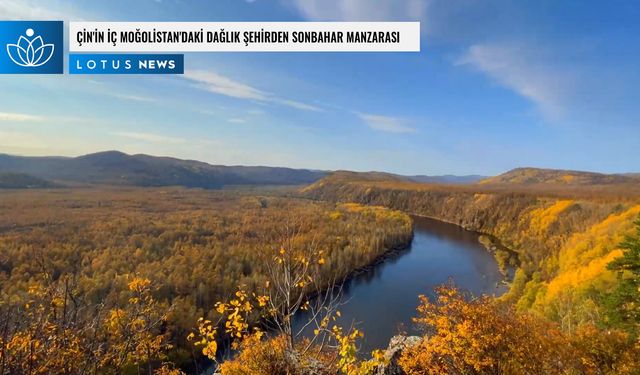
0, 0, 639, 175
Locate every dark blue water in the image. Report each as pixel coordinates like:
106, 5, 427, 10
295, 216, 506, 353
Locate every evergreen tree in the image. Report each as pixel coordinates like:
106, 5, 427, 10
605, 214, 640, 334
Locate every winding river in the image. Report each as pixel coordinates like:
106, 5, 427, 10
208, 216, 507, 372
295, 215, 507, 353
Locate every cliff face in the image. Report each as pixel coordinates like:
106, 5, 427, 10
302, 174, 640, 326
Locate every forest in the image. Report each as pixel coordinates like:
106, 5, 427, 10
187, 212, 640, 375
295, 171, 640, 373
0, 187, 412, 374
302, 171, 640, 330
0, 169, 639, 374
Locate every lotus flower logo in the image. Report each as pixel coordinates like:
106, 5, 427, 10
6, 28, 55, 67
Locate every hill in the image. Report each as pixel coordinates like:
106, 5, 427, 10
479, 167, 637, 185
302, 170, 640, 333
0, 151, 327, 189
304, 169, 640, 200
312, 170, 486, 185
0, 172, 54, 189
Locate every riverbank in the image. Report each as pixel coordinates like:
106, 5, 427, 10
295, 215, 507, 354
301, 173, 640, 323
408, 212, 518, 280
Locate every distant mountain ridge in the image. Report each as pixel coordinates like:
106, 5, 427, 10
0, 151, 328, 188
316, 171, 487, 185
1, 152, 636, 190
478, 167, 639, 185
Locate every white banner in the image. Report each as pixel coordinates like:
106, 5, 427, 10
69, 22, 420, 52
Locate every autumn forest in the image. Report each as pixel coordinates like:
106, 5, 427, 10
0, 163, 639, 374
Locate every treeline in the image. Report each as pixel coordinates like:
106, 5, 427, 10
305, 170, 640, 201
0, 188, 412, 373
302, 173, 640, 334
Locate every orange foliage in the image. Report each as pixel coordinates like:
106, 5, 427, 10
399, 286, 577, 375
571, 324, 640, 374
0, 276, 173, 374
0, 188, 412, 370
218, 334, 335, 375
399, 286, 639, 375
303, 173, 640, 330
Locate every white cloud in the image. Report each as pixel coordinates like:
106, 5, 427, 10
273, 98, 321, 112
0, 112, 111, 127
356, 112, 416, 133
112, 94, 157, 103
457, 43, 574, 119
0, 112, 44, 122
285, 0, 428, 21
112, 131, 185, 144
183, 70, 322, 112
228, 118, 247, 124
184, 70, 266, 101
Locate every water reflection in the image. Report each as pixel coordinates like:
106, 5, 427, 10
293, 215, 506, 354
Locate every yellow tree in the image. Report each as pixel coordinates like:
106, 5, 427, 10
399, 285, 579, 375
190, 219, 386, 374
102, 277, 173, 374
0, 276, 107, 375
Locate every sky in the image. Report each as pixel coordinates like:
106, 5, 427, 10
0, 0, 639, 176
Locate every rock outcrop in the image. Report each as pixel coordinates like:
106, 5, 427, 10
376, 335, 421, 375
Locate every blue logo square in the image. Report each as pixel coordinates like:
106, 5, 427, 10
0, 21, 63, 74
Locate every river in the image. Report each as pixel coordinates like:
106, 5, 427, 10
207, 216, 506, 372
294, 215, 507, 354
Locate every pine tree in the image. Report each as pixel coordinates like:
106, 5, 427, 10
605, 214, 640, 334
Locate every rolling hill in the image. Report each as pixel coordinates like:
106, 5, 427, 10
0, 151, 327, 188
2, 152, 637, 191
478, 167, 637, 185
313, 171, 487, 185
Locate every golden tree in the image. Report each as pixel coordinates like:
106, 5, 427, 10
399, 285, 640, 375
0, 277, 93, 375
399, 285, 579, 375
190, 219, 387, 374
0, 274, 178, 375
101, 277, 174, 374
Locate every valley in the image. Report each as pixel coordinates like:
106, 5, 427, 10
0, 154, 639, 374
302, 170, 640, 328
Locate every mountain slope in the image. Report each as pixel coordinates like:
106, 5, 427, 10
479, 167, 636, 185
0, 172, 54, 189
306, 170, 486, 186
0, 151, 327, 188
301, 170, 640, 330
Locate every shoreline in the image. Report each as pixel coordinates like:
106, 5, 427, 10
407, 212, 517, 284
